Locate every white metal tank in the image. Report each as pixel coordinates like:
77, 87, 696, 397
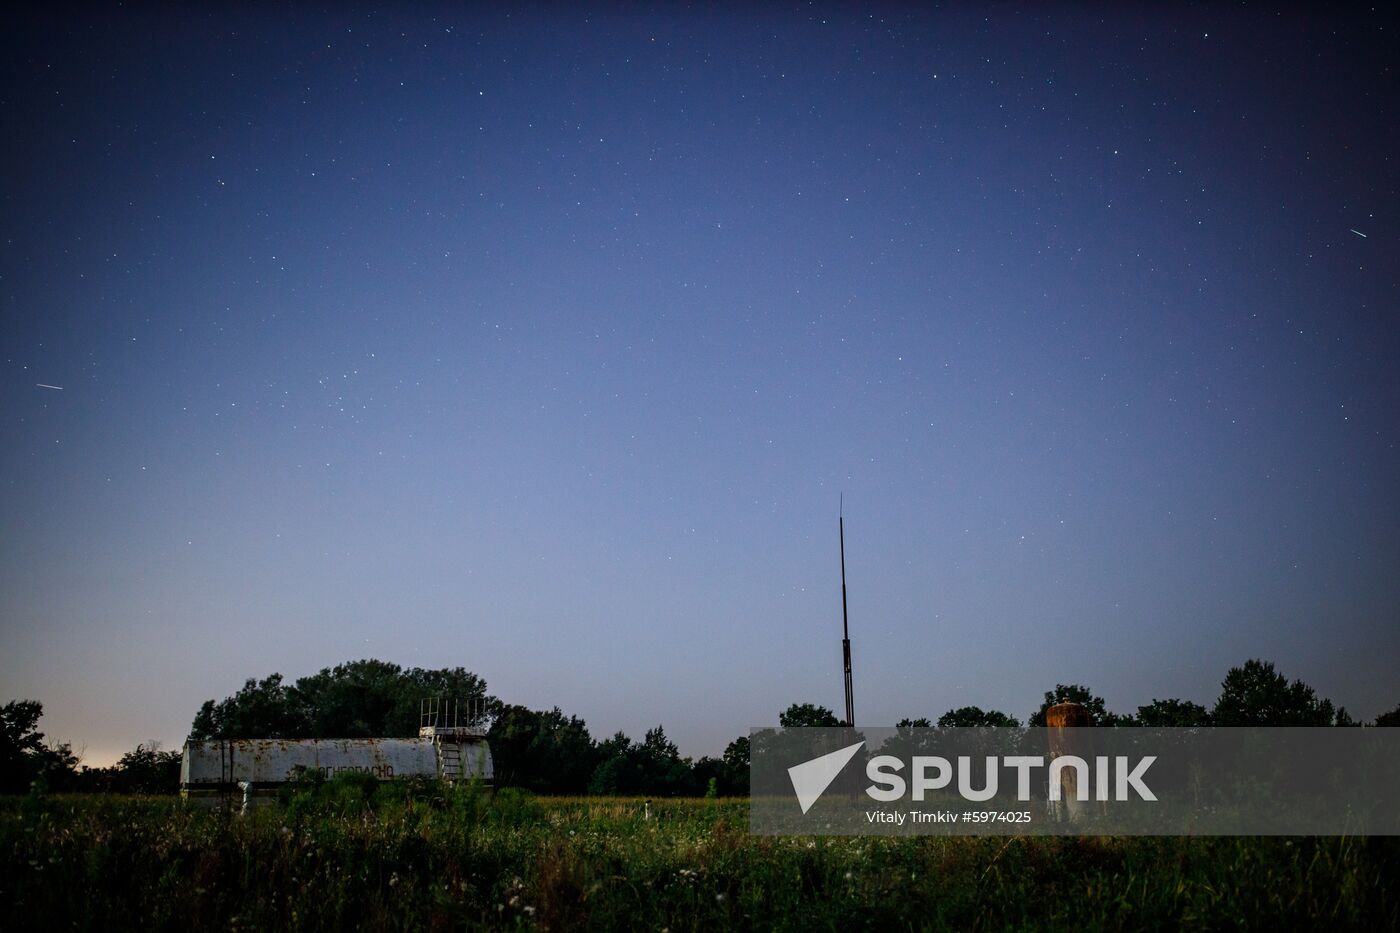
181, 698, 493, 805
180, 736, 493, 805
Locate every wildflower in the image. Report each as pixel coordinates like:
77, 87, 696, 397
715, 893, 726, 904
523, 906, 537, 917
844, 872, 853, 881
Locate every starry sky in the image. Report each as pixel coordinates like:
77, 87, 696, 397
2, 5, 1397, 766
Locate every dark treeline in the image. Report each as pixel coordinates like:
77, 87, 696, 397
187, 660, 488, 740
2, 658, 1395, 796
0, 703, 179, 795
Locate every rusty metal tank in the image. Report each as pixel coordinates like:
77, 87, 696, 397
180, 735, 493, 805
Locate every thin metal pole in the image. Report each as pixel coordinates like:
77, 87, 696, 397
840, 496, 854, 727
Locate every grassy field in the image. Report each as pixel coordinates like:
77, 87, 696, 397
2, 783, 1396, 931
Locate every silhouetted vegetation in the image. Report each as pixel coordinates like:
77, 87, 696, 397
2, 656, 1382, 799
1136, 698, 1213, 727
937, 706, 1022, 727
1212, 658, 1354, 726
0, 701, 78, 794
188, 659, 488, 740
777, 702, 842, 728
72, 744, 182, 794
1028, 683, 1132, 726
487, 705, 598, 794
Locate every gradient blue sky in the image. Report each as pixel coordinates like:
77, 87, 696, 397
3, 5, 1396, 766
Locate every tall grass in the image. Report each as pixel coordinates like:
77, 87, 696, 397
1, 784, 1395, 931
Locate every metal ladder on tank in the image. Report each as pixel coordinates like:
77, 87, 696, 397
437, 738, 463, 782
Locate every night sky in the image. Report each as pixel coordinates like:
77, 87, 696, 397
3, 6, 1397, 766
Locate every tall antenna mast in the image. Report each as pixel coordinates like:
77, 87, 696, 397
840, 494, 855, 727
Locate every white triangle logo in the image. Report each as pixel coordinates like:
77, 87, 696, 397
788, 740, 866, 814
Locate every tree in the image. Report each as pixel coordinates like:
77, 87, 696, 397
188, 674, 306, 739
588, 726, 693, 797
1028, 684, 1130, 726
30, 741, 79, 791
937, 707, 1021, 728
690, 756, 726, 797
587, 751, 630, 796
487, 705, 598, 794
293, 660, 408, 737
1135, 698, 1212, 727
108, 743, 182, 794
719, 735, 750, 795
1376, 704, 1400, 727
1212, 659, 1346, 726
188, 660, 491, 740
291, 660, 489, 738
486, 705, 542, 788
778, 703, 841, 728
588, 731, 636, 795
880, 718, 937, 762
1, 700, 77, 793
527, 707, 599, 794
1, 701, 45, 793
690, 737, 751, 798
636, 726, 694, 795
